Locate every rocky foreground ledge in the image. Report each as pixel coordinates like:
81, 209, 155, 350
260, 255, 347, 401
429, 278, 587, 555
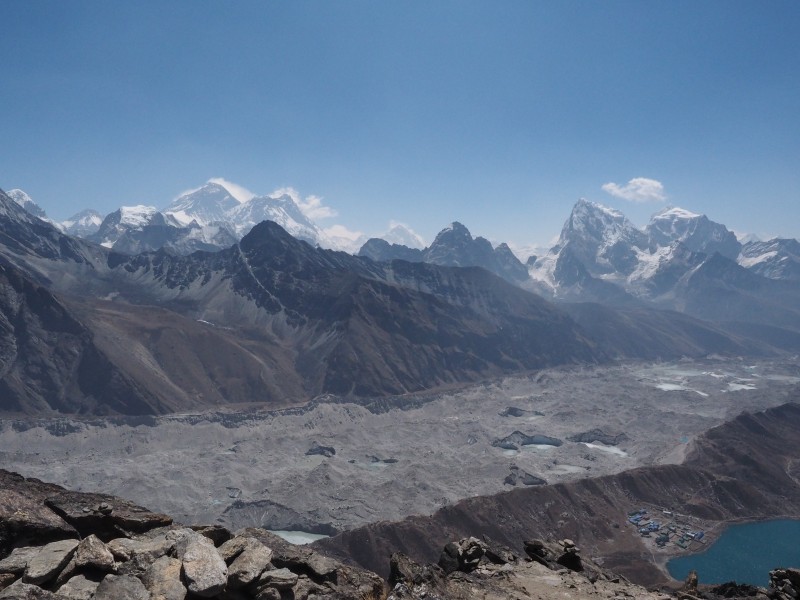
0, 468, 796, 600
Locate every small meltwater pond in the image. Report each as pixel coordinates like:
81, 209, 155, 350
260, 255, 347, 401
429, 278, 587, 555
269, 530, 331, 545
523, 444, 559, 451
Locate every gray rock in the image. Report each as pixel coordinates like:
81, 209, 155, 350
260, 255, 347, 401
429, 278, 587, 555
0, 547, 41, 575
290, 575, 325, 600
437, 542, 459, 575
44, 491, 172, 541
0, 573, 15, 590
216, 536, 251, 564
253, 588, 280, 600
142, 556, 185, 600
107, 535, 174, 566
174, 532, 227, 597
305, 443, 335, 458
94, 574, 150, 600
273, 549, 337, 581
226, 539, 272, 589
73, 535, 115, 572
189, 525, 232, 547
0, 579, 58, 599
255, 567, 297, 590
55, 574, 100, 600
458, 537, 485, 571
23, 539, 79, 585
52, 558, 77, 588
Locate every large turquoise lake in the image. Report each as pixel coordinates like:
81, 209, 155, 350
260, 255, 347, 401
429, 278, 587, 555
667, 520, 800, 587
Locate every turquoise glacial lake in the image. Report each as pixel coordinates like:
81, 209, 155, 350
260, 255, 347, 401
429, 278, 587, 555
667, 520, 800, 587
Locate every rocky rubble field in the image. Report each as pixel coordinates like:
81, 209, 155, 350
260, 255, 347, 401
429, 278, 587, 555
1, 359, 798, 535
2, 467, 798, 600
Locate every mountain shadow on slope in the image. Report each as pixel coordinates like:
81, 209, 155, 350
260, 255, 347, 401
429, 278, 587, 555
0, 259, 160, 415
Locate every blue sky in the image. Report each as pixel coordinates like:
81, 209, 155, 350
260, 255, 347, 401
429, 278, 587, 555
2, 1, 799, 247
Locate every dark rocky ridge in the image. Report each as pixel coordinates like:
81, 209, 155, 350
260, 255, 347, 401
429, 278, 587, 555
315, 400, 800, 587
0, 189, 605, 414
359, 221, 529, 284
1, 186, 798, 417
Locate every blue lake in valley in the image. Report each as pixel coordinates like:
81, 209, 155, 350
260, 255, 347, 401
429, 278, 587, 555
667, 520, 800, 587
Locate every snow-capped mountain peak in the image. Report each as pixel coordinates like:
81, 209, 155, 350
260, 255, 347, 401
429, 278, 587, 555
646, 205, 740, 259
7, 189, 47, 219
165, 182, 241, 226
228, 193, 323, 244
119, 205, 159, 227
651, 206, 701, 221
559, 198, 644, 247
382, 222, 425, 249
60, 209, 104, 237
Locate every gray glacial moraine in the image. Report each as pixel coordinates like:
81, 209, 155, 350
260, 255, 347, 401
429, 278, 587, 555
0, 359, 798, 534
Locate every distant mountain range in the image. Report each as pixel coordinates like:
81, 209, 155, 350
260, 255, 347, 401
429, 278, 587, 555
0, 187, 602, 415
7, 182, 422, 255
4, 183, 800, 416
14, 182, 797, 291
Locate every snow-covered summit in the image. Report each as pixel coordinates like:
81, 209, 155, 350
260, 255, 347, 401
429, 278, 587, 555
559, 198, 646, 250
7, 189, 47, 219
119, 205, 159, 227
227, 193, 323, 245
646, 205, 740, 259
164, 182, 241, 226
383, 222, 425, 249
651, 206, 701, 221
61, 209, 104, 237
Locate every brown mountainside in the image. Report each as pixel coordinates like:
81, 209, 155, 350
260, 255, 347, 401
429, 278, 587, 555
315, 400, 800, 586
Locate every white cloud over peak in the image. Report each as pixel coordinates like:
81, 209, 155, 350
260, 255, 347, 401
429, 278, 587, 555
320, 224, 367, 254
324, 223, 365, 242
601, 177, 667, 203
270, 187, 338, 220
208, 178, 255, 203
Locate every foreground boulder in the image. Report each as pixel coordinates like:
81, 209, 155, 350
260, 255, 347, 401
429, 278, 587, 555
142, 555, 185, 600
22, 539, 78, 585
3, 470, 794, 600
0, 484, 387, 600
0, 470, 171, 556
173, 530, 228, 597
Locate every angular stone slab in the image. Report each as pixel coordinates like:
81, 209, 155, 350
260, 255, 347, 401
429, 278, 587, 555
0, 579, 59, 598
143, 556, 186, 600
23, 539, 78, 585
55, 574, 100, 600
0, 471, 77, 549
94, 574, 150, 600
107, 535, 174, 566
255, 567, 297, 590
235, 528, 337, 581
0, 547, 41, 575
73, 534, 115, 572
174, 531, 227, 598
226, 539, 272, 589
44, 491, 172, 542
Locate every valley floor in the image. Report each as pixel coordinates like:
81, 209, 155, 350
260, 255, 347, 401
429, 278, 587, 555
1, 358, 798, 537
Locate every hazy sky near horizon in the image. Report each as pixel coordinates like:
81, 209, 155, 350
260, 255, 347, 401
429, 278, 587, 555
2, 1, 799, 246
